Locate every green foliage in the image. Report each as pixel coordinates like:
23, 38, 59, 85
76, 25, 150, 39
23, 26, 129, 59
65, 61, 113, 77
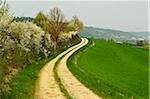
13, 17, 34, 22
72, 16, 84, 32
34, 12, 48, 31
67, 39, 149, 99
64, 25, 76, 32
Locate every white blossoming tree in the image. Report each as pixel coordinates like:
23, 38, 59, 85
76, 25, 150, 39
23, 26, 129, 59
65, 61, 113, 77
0, 0, 55, 67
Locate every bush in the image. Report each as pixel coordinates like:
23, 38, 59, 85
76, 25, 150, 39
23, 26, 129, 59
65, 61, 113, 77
0, 1, 55, 94
0, 1, 82, 96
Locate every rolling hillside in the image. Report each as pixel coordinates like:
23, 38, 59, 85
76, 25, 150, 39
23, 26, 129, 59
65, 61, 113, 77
80, 27, 149, 40
67, 39, 149, 99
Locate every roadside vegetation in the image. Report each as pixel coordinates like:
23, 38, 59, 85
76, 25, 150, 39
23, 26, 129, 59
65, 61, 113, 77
67, 38, 149, 99
3, 40, 79, 99
2, 51, 61, 99
0, 0, 83, 97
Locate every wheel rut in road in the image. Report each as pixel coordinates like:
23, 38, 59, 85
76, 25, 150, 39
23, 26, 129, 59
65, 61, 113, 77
35, 38, 101, 99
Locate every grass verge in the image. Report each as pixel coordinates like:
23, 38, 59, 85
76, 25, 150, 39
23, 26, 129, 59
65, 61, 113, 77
54, 55, 73, 99
3, 51, 61, 99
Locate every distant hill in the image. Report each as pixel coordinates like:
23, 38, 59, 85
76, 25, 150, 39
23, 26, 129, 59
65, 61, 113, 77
80, 26, 149, 40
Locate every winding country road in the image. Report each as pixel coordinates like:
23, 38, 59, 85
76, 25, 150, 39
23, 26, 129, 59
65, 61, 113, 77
35, 38, 101, 99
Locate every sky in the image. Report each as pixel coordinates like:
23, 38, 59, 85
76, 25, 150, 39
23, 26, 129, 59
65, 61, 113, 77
7, 0, 148, 32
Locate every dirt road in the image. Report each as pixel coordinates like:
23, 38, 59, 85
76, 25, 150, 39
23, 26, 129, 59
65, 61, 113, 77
57, 38, 101, 99
35, 38, 101, 99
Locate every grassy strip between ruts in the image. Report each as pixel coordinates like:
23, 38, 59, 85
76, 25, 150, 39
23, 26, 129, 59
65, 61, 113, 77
53, 38, 86, 99
53, 39, 87, 99
67, 38, 145, 99
3, 40, 80, 99
54, 54, 73, 99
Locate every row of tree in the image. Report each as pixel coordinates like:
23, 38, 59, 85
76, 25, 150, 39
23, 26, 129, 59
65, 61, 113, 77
34, 8, 83, 49
0, 0, 84, 95
13, 16, 34, 22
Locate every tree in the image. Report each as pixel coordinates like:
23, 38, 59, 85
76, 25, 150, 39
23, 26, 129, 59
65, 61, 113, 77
34, 11, 47, 31
136, 40, 144, 46
45, 7, 67, 49
72, 16, 84, 32
0, 0, 9, 17
13, 16, 34, 22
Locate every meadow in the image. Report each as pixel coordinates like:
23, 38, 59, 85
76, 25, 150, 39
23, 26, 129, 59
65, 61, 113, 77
67, 39, 149, 99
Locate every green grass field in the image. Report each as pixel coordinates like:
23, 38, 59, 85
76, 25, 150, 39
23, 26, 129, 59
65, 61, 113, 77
67, 39, 149, 99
